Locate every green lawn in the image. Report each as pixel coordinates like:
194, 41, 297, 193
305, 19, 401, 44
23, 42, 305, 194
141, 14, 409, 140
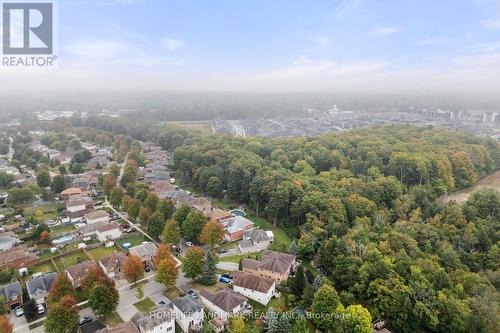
247, 215, 292, 249
163, 286, 185, 300
50, 224, 75, 235
119, 232, 146, 248
103, 312, 124, 327
219, 253, 259, 264
87, 246, 123, 260
54, 251, 89, 271
134, 298, 155, 312
31, 262, 58, 274
24, 204, 65, 215
211, 198, 238, 209
36, 212, 59, 223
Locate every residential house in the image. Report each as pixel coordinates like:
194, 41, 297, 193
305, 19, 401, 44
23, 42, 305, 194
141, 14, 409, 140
149, 181, 175, 199
66, 196, 94, 220
163, 190, 189, 202
26, 272, 57, 304
175, 196, 211, 214
96, 222, 122, 242
199, 288, 247, 322
0, 231, 20, 251
171, 296, 204, 333
0, 247, 37, 270
0, 281, 23, 309
78, 221, 108, 238
87, 156, 109, 169
129, 242, 158, 266
232, 271, 276, 305
131, 305, 175, 333
96, 322, 140, 333
241, 250, 296, 281
85, 210, 109, 224
205, 208, 232, 222
238, 229, 271, 254
65, 261, 98, 288
220, 216, 254, 241
99, 252, 128, 279
60, 187, 89, 201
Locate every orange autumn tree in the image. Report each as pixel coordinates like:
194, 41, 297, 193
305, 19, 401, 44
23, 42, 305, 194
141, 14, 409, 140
0, 315, 13, 333
155, 254, 178, 287
200, 220, 224, 248
40, 230, 50, 242
153, 244, 171, 267
123, 254, 144, 283
47, 273, 75, 304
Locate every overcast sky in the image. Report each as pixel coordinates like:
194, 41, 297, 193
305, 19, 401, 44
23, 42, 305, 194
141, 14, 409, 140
2, 0, 500, 94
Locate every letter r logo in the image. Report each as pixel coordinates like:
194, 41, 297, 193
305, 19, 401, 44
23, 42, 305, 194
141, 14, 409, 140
2, 2, 53, 54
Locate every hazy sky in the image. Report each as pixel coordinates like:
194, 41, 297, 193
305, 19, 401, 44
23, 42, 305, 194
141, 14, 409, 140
2, 0, 500, 94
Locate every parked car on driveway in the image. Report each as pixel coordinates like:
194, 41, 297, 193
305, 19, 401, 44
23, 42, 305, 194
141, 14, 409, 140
187, 289, 199, 299
219, 276, 231, 283
78, 316, 92, 326
221, 273, 233, 280
15, 306, 24, 317
186, 241, 193, 247
37, 304, 45, 314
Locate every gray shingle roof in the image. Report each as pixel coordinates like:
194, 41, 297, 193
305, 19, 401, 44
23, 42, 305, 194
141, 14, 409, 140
131, 306, 173, 331
171, 296, 203, 315
27, 272, 57, 297
0, 280, 22, 300
200, 288, 246, 312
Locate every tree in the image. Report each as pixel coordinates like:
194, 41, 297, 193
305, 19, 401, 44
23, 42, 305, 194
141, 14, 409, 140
154, 244, 172, 267
206, 176, 223, 197
147, 211, 166, 240
290, 265, 306, 298
312, 274, 323, 291
155, 256, 179, 287
311, 284, 341, 330
289, 239, 298, 255
81, 266, 114, 295
0, 315, 13, 333
109, 163, 120, 179
40, 230, 50, 242
201, 250, 217, 285
23, 299, 38, 321
123, 254, 144, 283
181, 211, 206, 243
182, 246, 205, 279
127, 197, 141, 220
50, 175, 66, 194
339, 305, 372, 333
48, 273, 75, 304
145, 192, 159, 211
36, 170, 51, 188
173, 204, 191, 225
103, 174, 116, 197
139, 207, 151, 225
162, 219, 181, 245
157, 199, 175, 220
88, 282, 119, 317
228, 315, 246, 333
200, 220, 224, 248
0, 172, 14, 187
110, 186, 124, 208
292, 316, 308, 333
44, 295, 79, 333
0, 296, 8, 315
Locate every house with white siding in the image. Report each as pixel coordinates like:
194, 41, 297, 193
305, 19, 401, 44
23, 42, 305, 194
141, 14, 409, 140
232, 271, 276, 305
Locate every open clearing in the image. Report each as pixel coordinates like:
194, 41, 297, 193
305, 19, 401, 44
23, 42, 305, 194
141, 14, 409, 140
442, 170, 500, 204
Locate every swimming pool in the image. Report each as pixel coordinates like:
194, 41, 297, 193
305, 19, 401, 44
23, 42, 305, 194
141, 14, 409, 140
52, 235, 73, 244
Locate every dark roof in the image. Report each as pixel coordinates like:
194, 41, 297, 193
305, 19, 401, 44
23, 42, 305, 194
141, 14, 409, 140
200, 288, 247, 312
27, 272, 57, 296
95, 322, 139, 333
0, 281, 22, 300
242, 250, 295, 274
233, 271, 275, 293
65, 261, 98, 280
99, 252, 128, 271
171, 296, 203, 315
80, 321, 106, 333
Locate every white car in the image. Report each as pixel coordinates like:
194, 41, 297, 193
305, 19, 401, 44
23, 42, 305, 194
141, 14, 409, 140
15, 306, 24, 317
37, 304, 45, 314
186, 241, 193, 247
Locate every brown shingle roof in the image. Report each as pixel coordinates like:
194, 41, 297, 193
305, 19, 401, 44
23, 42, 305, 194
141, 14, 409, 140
96, 322, 139, 333
96, 222, 120, 233
232, 271, 275, 293
85, 210, 109, 220
99, 252, 127, 271
200, 288, 247, 312
0, 248, 36, 267
65, 261, 98, 281
258, 251, 295, 274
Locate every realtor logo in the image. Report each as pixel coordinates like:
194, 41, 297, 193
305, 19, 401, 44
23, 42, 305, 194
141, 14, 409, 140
2, 2, 53, 54
1, 1, 56, 67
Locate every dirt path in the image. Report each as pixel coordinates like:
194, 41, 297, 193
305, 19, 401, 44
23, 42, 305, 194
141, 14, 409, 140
441, 170, 500, 204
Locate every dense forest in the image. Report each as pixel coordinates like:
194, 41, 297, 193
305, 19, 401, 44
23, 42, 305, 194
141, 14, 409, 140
59, 117, 500, 333
169, 126, 500, 333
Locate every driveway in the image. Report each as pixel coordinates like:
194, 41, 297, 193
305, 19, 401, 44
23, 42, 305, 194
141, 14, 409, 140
216, 262, 239, 271
115, 278, 165, 321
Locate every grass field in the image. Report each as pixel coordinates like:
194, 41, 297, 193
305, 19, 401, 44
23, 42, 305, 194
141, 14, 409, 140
54, 251, 89, 271
24, 204, 65, 215
119, 232, 146, 248
103, 312, 123, 327
87, 246, 123, 260
247, 215, 292, 249
50, 224, 76, 235
219, 253, 259, 264
30, 261, 58, 274
442, 169, 500, 203
134, 298, 155, 312
163, 286, 184, 300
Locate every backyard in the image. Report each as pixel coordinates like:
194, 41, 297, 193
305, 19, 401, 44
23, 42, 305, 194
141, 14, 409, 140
87, 246, 123, 261
247, 215, 292, 250
118, 231, 146, 248
53, 250, 90, 271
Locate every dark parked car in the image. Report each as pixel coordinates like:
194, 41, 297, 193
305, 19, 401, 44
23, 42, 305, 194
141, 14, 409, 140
218, 249, 228, 254
78, 316, 92, 326
221, 273, 233, 279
